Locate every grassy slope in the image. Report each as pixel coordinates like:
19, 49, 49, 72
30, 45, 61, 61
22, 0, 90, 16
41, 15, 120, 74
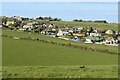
3, 30, 118, 53
50, 21, 118, 31
3, 35, 118, 66
2, 30, 118, 78
2, 37, 118, 78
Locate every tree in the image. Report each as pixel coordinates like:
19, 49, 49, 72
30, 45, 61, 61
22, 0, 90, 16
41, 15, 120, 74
2, 17, 7, 25
14, 21, 22, 27
20, 22, 27, 27
29, 18, 34, 21
53, 18, 61, 21
36, 16, 43, 20
48, 16, 52, 20
94, 20, 108, 23
21, 17, 29, 21
73, 19, 82, 22
73, 19, 78, 22
12, 18, 22, 27
8, 23, 15, 28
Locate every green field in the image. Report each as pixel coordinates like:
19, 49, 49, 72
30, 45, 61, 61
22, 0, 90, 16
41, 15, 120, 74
2, 30, 118, 54
2, 65, 118, 78
2, 29, 118, 78
50, 21, 118, 31
2, 36, 118, 66
25, 20, 118, 30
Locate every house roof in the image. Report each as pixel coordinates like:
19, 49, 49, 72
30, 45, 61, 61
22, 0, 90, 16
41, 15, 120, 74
73, 34, 84, 37
105, 30, 115, 34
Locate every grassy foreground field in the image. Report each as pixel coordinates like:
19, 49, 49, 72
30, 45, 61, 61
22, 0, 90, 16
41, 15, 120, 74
2, 30, 118, 78
2, 65, 118, 78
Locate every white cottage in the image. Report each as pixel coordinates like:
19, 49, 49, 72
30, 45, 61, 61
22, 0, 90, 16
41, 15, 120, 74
105, 30, 115, 34
23, 25, 31, 29
57, 29, 63, 37
23, 23, 33, 29
6, 21, 14, 26
48, 24, 54, 28
90, 33, 101, 37
105, 37, 118, 44
84, 39, 93, 43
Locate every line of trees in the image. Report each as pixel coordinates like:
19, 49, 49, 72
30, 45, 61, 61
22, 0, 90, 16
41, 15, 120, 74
73, 19, 108, 23
36, 16, 62, 21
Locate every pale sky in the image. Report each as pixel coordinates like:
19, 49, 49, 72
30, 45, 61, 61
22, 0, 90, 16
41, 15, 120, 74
1, 0, 120, 2
2, 2, 118, 22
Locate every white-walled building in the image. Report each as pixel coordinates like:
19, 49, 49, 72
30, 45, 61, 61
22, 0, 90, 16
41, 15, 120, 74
57, 29, 63, 37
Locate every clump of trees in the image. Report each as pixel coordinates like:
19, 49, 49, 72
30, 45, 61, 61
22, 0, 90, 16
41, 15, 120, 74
94, 20, 108, 23
2, 17, 7, 25
73, 19, 83, 22
73, 19, 108, 23
36, 16, 62, 21
21, 17, 30, 21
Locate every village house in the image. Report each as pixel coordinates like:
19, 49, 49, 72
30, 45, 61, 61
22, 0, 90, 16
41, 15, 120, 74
47, 30, 56, 35
22, 23, 33, 31
68, 29, 74, 33
117, 36, 120, 41
69, 36, 80, 41
84, 38, 93, 43
107, 37, 118, 44
71, 27, 80, 33
41, 30, 46, 34
105, 29, 115, 35
78, 27, 83, 30
14, 16, 22, 21
73, 33, 84, 37
4, 18, 119, 46
90, 33, 102, 37
48, 24, 55, 28
62, 31, 69, 35
56, 29, 63, 37
6, 21, 14, 26
42, 23, 47, 28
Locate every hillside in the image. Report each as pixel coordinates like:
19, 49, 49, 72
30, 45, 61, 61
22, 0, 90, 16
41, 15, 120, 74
50, 21, 118, 31
2, 30, 118, 66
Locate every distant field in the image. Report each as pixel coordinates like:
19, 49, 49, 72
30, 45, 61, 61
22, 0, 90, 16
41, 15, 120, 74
24, 20, 118, 31
50, 21, 118, 31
